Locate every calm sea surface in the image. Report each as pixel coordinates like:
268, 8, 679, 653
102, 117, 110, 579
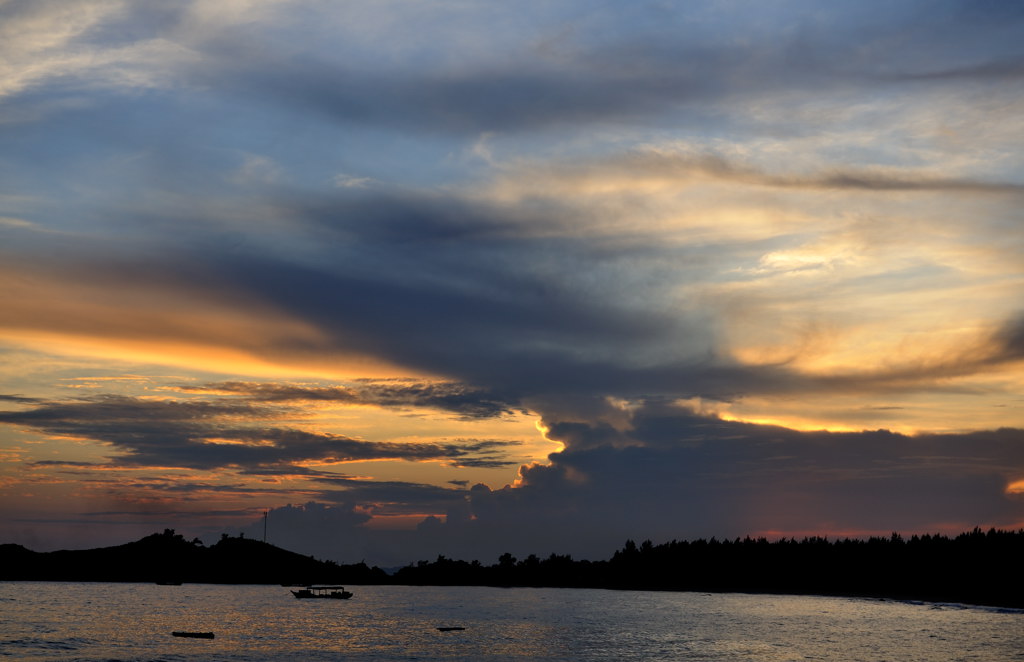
0, 582, 1021, 661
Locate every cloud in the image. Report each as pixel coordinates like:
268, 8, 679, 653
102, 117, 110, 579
993, 315, 1024, 362
217, 401, 1024, 566
3, 174, 1019, 412
0, 394, 39, 404
8, 1, 1021, 138
333, 174, 375, 189
207, 399, 1024, 566
2, 0, 1024, 565
29, 460, 102, 468
171, 1, 1024, 139
230, 501, 375, 563
406, 401, 1024, 561
0, 216, 40, 229
229, 500, 443, 566
484, 150, 1024, 202
308, 476, 473, 514
0, 394, 522, 470
0, 0, 197, 101
1, 2, 1019, 410
179, 380, 525, 419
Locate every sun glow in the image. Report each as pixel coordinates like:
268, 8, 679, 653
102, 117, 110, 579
715, 408, 869, 434
534, 419, 564, 453
201, 437, 277, 447
0, 330, 421, 382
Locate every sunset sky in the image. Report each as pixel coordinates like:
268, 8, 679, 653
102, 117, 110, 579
2, 0, 1023, 567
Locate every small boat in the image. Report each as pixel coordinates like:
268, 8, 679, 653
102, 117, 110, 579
291, 585, 353, 600
437, 626, 465, 632
172, 631, 214, 639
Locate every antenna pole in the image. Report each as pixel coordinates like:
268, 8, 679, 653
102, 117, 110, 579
263, 509, 268, 543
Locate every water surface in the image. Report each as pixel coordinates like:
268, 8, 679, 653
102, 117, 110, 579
1, 583, 1021, 661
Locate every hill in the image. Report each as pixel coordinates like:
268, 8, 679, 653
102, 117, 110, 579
3, 527, 1022, 608
0, 529, 387, 585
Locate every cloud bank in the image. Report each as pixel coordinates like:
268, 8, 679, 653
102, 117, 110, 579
1, 0, 1023, 562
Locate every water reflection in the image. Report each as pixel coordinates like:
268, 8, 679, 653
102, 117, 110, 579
0, 583, 1021, 661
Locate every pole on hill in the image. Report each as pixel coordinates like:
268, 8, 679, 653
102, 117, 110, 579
263, 509, 268, 543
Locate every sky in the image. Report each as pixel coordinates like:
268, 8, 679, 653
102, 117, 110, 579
1, 0, 1023, 568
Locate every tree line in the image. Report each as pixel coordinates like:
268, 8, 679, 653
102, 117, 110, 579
391, 528, 1024, 608
2, 527, 1022, 608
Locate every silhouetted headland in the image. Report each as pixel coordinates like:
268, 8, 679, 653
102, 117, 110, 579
2, 527, 1022, 608
0, 529, 387, 585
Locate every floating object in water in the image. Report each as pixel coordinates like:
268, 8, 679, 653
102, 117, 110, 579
437, 627, 465, 632
291, 585, 353, 599
172, 631, 215, 639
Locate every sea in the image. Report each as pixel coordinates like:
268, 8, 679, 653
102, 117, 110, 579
1, 582, 1021, 661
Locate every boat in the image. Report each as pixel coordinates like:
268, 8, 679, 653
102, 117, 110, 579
290, 585, 353, 599
172, 631, 214, 639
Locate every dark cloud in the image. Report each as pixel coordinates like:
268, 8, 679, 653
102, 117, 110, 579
86, 508, 258, 518
804, 172, 1024, 193
3, 156, 1020, 415
230, 501, 403, 565
309, 477, 471, 515
161, 1, 1024, 137
182, 380, 525, 419
1, 394, 273, 423
80, 478, 286, 498
993, 315, 1024, 362
398, 401, 1024, 562
2, 1, 1023, 566
548, 151, 1024, 194
212, 60, 681, 134
0, 187, 712, 397
0, 394, 39, 403
178, 198, 706, 395
214, 401, 1024, 566
890, 56, 1024, 82
16, 10, 944, 154
6, 184, 1019, 405
0, 395, 521, 471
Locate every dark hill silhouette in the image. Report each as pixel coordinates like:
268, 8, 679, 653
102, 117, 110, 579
3, 527, 1022, 608
0, 529, 387, 585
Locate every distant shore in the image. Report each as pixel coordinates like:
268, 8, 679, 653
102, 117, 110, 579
3, 527, 1022, 609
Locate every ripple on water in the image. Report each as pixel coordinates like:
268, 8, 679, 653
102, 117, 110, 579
0, 584, 1021, 662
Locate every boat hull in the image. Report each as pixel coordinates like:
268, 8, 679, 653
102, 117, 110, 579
291, 587, 353, 599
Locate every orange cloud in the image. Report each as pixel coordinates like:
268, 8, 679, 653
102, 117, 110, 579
0, 262, 419, 380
